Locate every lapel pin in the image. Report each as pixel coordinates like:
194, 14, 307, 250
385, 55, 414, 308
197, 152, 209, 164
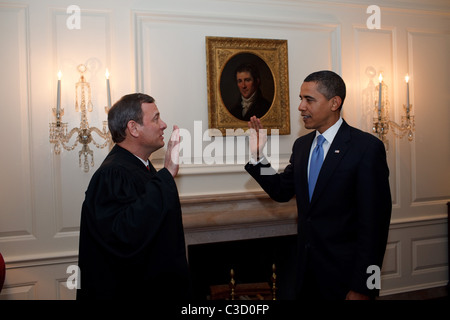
334, 150, 340, 153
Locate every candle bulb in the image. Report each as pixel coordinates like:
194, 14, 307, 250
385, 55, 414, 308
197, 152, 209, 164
56, 70, 62, 116
378, 73, 383, 115
105, 69, 111, 108
405, 74, 410, 113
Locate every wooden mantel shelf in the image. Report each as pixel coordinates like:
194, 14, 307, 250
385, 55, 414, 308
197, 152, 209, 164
180, 191, 297, 231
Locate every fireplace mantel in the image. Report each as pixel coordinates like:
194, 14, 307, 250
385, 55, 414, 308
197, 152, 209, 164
180, 191, 298, 245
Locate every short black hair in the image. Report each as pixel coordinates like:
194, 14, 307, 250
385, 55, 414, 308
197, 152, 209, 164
235, 63, 261, 82
107, 93, 155, 143
304, 70, 346, 109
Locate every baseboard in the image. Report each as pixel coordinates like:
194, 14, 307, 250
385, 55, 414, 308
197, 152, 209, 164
378, 284, 449, 300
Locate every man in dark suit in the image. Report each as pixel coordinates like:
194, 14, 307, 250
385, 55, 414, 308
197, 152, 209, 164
245, 70, 392, 300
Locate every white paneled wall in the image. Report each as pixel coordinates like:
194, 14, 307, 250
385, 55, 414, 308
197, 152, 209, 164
0, 0, 448, 299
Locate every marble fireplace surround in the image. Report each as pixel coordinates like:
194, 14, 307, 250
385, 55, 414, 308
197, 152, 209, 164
181, 191, 298, 246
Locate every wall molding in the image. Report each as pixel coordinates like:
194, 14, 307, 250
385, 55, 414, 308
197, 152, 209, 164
49, 7, 113, 237
0, 3, 35, 241
220, 0, 450, 14
407, 28, 450, 206
132, 8, 341, 168
4, 251, 78, 268
4, 194, 446, 267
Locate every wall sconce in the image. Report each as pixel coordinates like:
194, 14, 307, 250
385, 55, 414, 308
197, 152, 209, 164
372, 73, 415, 150
49, 64, 113, 172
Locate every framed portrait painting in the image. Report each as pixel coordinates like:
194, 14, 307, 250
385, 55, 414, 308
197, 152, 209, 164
206, 36, 290, 135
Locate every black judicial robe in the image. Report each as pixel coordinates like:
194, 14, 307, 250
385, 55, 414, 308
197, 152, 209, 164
77, 145, 191, 300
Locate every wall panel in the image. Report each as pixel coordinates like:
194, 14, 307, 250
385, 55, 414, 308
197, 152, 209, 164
133, 10, 340, 196
50, 8, 112, 236
382, 241, 401, 279
0, 5, 34, 241
0, 283, 36, 300
381, 219, 448, 295
353, 26, 399, 207
408, 30, 450, 205
412, 236, 448, 275
1, 258, 77, 300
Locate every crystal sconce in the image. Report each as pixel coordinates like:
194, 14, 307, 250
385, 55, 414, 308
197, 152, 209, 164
372, 73, 415, 150
49, 64, 112, 172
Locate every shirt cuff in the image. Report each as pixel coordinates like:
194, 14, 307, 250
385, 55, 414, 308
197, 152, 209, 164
249, 156, 266, 165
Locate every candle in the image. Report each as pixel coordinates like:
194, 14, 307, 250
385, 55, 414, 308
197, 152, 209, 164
105, 69, 111, 108
378, 73, 383, 114
405, 74, 410, 113
56, 70, 62, 115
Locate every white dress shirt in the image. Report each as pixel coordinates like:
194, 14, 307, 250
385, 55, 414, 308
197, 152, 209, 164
249, 117, 344, 169
307, 117, 343, 178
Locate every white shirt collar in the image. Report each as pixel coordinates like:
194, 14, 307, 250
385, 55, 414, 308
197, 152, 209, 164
316, 117, 343, 145
134, 154, 149, 167
308, 117, 343, 176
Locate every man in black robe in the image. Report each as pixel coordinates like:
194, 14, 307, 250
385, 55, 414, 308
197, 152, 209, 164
77, 93, 191, 300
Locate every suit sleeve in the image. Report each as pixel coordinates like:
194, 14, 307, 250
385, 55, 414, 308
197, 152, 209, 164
245, 151, 296, 203
81, 167, 180, 259
351, 138, 392, 297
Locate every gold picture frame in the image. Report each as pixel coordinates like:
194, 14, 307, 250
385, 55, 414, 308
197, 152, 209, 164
206, 36, 290, 136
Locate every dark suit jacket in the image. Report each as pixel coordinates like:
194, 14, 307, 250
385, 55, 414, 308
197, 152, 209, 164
245, 120, 392, 299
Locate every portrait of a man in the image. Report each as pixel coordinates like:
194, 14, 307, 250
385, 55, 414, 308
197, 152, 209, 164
207, 37, 290, 135
220, 53, 274, 121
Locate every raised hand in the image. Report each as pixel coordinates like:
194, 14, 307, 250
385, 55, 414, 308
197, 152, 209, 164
164, 125, 180, 177
248, 116, 267, 161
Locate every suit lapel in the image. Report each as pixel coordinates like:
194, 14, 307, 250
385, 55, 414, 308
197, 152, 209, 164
298, 132, 315, 208
309, 120, 351, 206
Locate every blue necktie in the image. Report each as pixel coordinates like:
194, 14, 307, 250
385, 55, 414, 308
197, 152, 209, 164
309, 135, 325, 200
